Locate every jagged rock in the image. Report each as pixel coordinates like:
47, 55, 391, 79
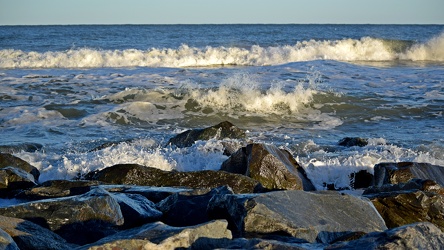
207, 190, 387, 243
167, 121, 246, 148
84, 164, 263, 194
367, 190, 444, 231
78, 220, 232, 250
364, 178, 444, 196
373, 162, 444, 187
15, 180, 103, 200
0, 215, 77, 250
156, 186, 233, 227
0, 153, 40, 181
0, 167, 37, 197
0, 186, 123, 245
221, 143, 315, 191
111, 193, 162, 228
326, 222, 444, 250
0, 227, 19, 250
338, 137, 368, 147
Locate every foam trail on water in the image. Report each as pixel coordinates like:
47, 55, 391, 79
1, 34, 443, 69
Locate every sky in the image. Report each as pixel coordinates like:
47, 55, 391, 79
1, 0, 443, 25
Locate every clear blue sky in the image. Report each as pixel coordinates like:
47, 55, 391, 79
1, 0, 443, 25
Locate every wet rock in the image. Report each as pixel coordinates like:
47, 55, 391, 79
0, 167, 37, 197
101, 185, 195, 203
111, 193, 162, 228
222, 237, 325, 249
0, 153, 40, 181
338, 137, 368, 147
156, 186, 233, 227
207, 190, 387, 243
367, 190, 444, 231
373, 162, 444, 187
84, 164, 263, 194
326, 222, 444, 250
0, 186, 123, 245
364, 178, 444, 196
0, 215, 77, 250
221, 143, 315, 191
15, 180, 103, 200
78, 220, 232, 250
0, 227, 19, 250
167, 121, 246, 148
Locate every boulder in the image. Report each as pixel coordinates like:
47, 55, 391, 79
221, 143, 315, 191
0, 228, 19, 250
207, 190, 387, 243
0, 186, 123, 245
0, 167, 37, 197
167, 121, 246, 148
78, 220, 232, 250
373, 162, 444, 187
326, 222, 444, 250
84, 164, 263, 194
15, 180, 103, 200
367, 190, 444, 231
111, 193, 162, 228
0, 215, 77, 250
0, 153, 39, 181
156, 186, 233, 227
338, 137, 368, 147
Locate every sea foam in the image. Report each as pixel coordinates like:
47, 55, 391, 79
1, 34, 443, 69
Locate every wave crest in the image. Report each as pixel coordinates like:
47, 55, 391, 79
1, 35, 443, 68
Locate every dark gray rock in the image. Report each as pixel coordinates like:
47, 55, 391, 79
15, 180, 103, 200
367, 190, 444, 231
0, 227, 19, 250
0, 215, 77, 250
326, 222, 444, 250
338, 137, 368, 147
101, 185, 195, 203
156, 186, 233, 227
0, 167, 37, 197
167, 121, 246, 148
78, 220, 232, 250
0, 153, 39, 181
373, 162, 444, 187
111, 193, 162, 228
84, 164, 264, 194
208, 190, 387, 243
221, 143, 315, 191
0, 186, 123, 245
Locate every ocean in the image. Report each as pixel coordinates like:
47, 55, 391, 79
0, 24, 443, 190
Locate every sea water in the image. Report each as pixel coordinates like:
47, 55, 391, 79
0, 24, 443, 190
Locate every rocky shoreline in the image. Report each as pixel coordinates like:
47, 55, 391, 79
1, 121, 444, 249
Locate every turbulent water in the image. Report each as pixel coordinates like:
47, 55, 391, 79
1, 24, 443, 190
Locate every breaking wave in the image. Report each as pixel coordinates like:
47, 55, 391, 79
1, 34, 443, 69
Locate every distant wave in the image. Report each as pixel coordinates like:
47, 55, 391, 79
1, 34, 443, 69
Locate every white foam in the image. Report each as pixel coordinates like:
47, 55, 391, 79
2, 35, 443, 69
15, 138, 229, 182
297, 138, 444, 190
